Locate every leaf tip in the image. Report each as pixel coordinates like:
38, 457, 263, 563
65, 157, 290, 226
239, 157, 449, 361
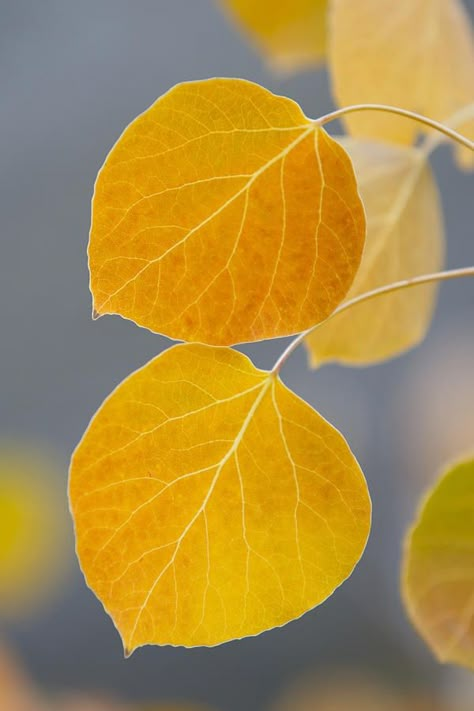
123, 643, 134, 659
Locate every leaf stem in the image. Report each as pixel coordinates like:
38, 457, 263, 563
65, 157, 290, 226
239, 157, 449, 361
316, 104, 474, 152
272, 267, 474, 375
421, 102, 474, 158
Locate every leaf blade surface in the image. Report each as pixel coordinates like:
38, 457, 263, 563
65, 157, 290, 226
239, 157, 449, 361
89, 78, 365, 346
70, 343, 370, 651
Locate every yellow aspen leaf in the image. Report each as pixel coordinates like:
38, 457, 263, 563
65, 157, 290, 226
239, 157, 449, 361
69, 343, 370, 652
402, 456, 474, 670
219, 0, 328, 71
329, 0, 474, 160
89, 78, 365, 346
306, 140, 444, 367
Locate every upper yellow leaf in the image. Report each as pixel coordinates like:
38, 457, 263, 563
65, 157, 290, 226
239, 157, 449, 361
89, 78, 365, 346
69, 343, 370, 652
219, 0, 328, 71
402, 456, 474, 670
306, 140, 444, 367
329, 0, 474, 158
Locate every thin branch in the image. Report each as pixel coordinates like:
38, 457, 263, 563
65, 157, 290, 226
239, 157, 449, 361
315, 104, 474, 152
272, 267, 474, 374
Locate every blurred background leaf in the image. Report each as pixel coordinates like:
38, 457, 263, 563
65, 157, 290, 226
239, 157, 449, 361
329, 0, 474, 167
0, 441, 71, 618
306, 140, 444, 367
402, 457, 474, 670
218, 0, 327, 72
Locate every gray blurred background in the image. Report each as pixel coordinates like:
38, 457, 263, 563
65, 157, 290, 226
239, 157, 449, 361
0, 1, 473, 709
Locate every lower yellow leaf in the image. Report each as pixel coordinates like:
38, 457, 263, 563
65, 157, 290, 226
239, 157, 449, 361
69, 344, 370, 652
306, 140, 444, 367
402, 456, 474, 670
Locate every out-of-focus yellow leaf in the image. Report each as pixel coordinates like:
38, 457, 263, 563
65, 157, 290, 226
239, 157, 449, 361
0, 444, 69, 617
402, 457, 474, 670
70, 343, 370, 652
306, 140, 444, 367
89, 78, 365, 346
219, 0, 328, 71
329, 0, 474, 165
